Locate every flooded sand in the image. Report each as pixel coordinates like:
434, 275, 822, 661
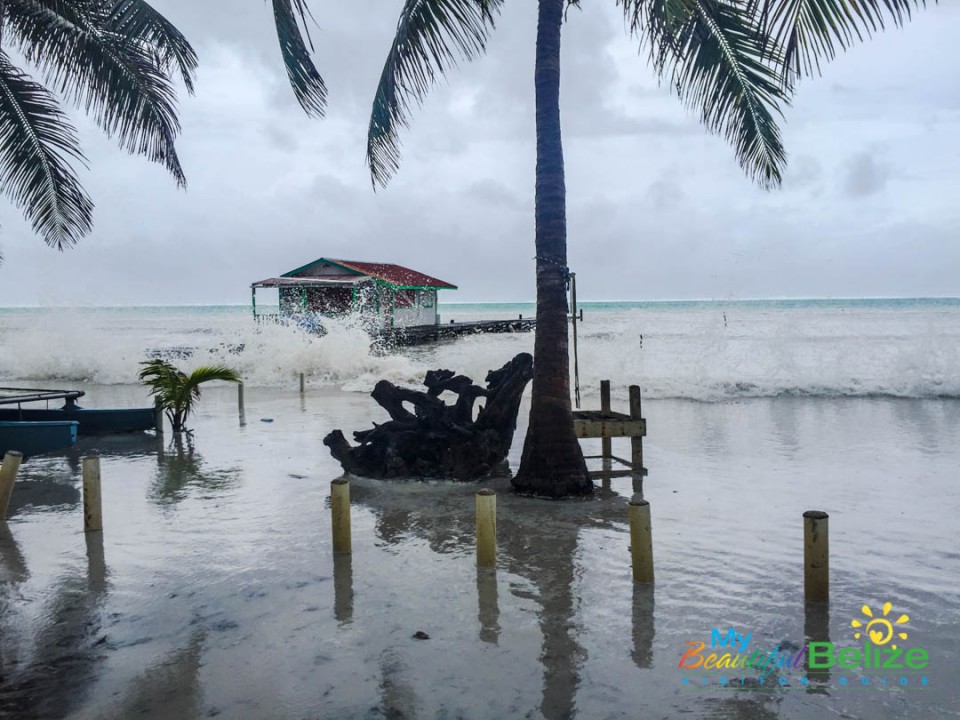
1, 385, 959, 719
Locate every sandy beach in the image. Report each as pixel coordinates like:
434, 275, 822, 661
2, 374, 958, 719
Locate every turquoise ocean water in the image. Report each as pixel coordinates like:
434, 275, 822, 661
1, 297, 958, 399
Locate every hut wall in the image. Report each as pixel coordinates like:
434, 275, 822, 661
391, 289, 437, 328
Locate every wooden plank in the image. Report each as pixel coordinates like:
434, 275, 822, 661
572, 410, 631, 421
574, 418, 646, 438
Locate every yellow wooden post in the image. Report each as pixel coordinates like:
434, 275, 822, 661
804, 510, 829, 603
629, 385, 644, 471
600, 380, 612, 459
82, 456, 103, 532
629, 499, 653, 583
331, 479, 351, 554
0, 451, 24, 519
476, 489, 497, 568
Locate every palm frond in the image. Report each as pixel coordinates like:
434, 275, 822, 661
271, 0, 327, 117
367, 0, 504, 188
139, 358, 187, 394
748, 0, 931, 83
0, 52, 94, 249
107, 0, 199, 94
5, 0, 186, 185
183, 365, 242, 401
140, 360, 239, 432
621, 0, 789, 188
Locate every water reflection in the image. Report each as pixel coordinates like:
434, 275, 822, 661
476, 568, 500, 645
0, 522, 28, 584
349, 479, 637, 720
85, 531, 107, 595
66, 433, 163, 473
535, 527, 584, 720
100, 631, 207, 720
0, 552, 109, 718
804, 601, 831, 693
333, 553, 354, 625
152, 435, 239, 503
379, 648, 418, 719
770, 400, 800, 459
702, 695, 781, 719
631, 583, 655, 669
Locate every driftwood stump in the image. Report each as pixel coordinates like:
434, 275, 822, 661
324, 353, 533, 480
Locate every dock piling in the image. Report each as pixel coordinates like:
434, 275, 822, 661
299, 373, 305, 394
570, 272, 581, 409
629, 498, 654, 583
82, 456, 103, 532
629, 385, 644, 471
0, 451, 24, 520
331, 479, 352, 554
238, 382, 246, 426
476, 489, 497, 568
803, 511, 829, 603
600, 380, 612, 459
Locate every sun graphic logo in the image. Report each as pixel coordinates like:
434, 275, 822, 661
852, 602, 910, 649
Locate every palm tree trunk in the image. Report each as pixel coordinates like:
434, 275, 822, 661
512, 0, 591, 497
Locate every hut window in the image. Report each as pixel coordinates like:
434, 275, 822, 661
395, 290, 415, 308
421, 291, 434, 308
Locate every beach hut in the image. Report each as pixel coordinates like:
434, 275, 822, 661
251, 258, 457, 330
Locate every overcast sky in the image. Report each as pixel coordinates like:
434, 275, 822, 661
1, 1, 958, 305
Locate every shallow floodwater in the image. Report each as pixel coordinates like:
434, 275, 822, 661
1, 384, 958, 719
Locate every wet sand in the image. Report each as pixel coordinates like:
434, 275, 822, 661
1, 384, 959, 719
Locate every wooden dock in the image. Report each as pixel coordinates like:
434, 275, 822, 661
573, 381, 647, 480
381, 317, 536, 346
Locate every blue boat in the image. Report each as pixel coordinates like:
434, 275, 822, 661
0, 388, 156, 435
0, 420, 78, 457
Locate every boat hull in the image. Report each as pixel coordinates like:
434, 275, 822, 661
0, 420, 79, 457
0, 408, 155, 435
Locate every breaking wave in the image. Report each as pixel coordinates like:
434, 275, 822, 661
1, 300, 958, 402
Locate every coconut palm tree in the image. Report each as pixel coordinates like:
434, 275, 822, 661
0, 0, 325, 255
138, 359, 241, 434
363, 0, 930, 497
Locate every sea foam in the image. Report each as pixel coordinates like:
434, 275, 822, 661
1, 301, 958, 401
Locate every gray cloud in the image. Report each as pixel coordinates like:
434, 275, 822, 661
843, 150, 890, 198
1, 2, 959, 304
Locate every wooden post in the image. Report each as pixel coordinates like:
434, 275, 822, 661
82, 456, 103, 532
629, 385, 644, 471
238, 382, 246, 426
476, 489, 496, 568
154, 400, 164, 436
629, 499, 653, 583
803, 510, 829, 603
0, 451, 24, 520
600, 380, 612, 459
570, 272, 581, 409
331, 479, 351, 554
299, 373, 305, 394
